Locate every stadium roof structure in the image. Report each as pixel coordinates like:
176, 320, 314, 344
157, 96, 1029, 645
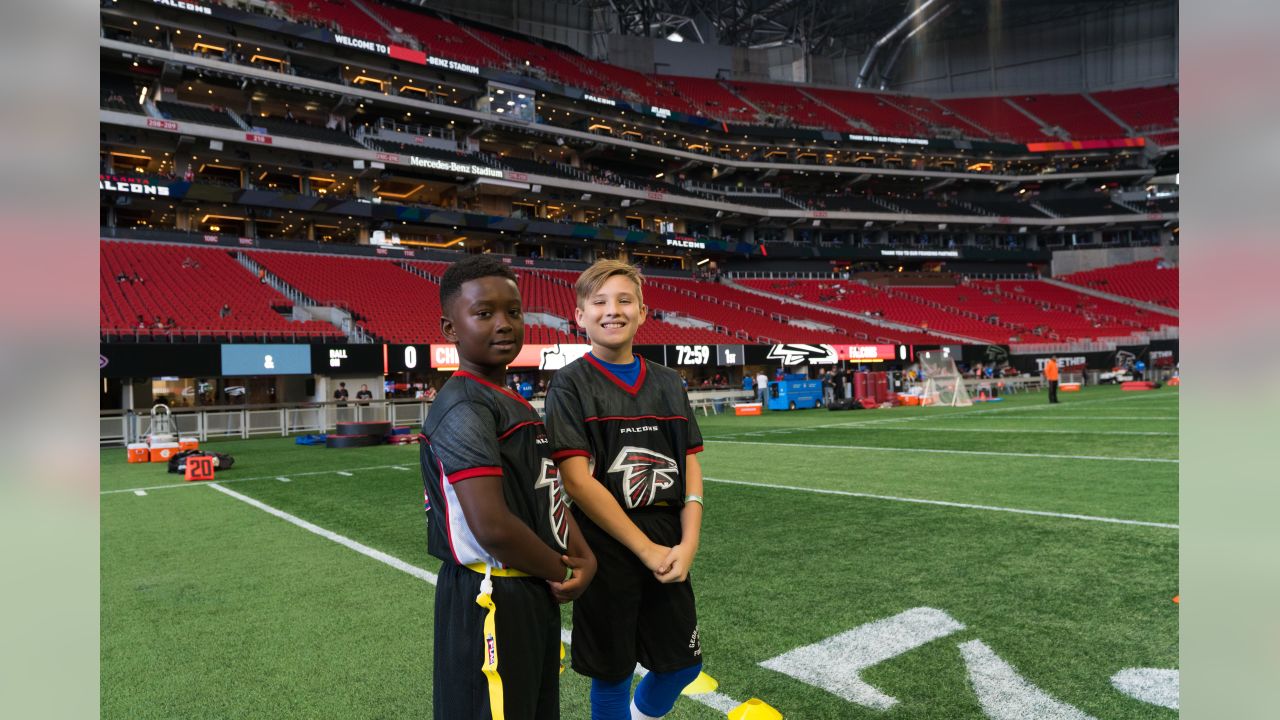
574, 0, 1166, 70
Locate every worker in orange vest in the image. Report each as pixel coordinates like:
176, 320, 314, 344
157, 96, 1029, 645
1044, 357, 1060, 404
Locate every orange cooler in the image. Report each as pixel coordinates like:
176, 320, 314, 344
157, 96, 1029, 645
734, 403, 762, 416
179, 437, 199, 452
149, 442, 180, 463
127, 443, 150, 463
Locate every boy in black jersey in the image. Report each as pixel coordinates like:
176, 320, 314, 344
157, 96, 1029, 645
544, 260, 706, 720
420, 255, 596, 720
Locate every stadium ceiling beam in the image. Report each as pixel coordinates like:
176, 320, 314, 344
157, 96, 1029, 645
604, 0, 705, 41
591, 0, 920, 54
714, 0, 800, 47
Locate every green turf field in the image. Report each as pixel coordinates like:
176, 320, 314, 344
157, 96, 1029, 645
101, 384, 1178, 718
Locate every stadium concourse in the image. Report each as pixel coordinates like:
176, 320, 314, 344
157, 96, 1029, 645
100, 0, 1179, 718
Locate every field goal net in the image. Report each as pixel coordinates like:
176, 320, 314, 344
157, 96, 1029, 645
919, 350, 973, 407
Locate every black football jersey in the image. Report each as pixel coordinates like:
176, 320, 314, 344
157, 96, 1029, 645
545, 355, 703, 511
420, 371, 569, 567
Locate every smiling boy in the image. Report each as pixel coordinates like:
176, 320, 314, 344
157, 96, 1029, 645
544, 260, 706, 720
420, 255, 595, 720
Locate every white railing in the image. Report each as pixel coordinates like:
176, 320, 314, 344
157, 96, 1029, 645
101, 400, 437, 446
726, 272, 846, 280
1011, 339, 1117, 354
101, 390, 757, 446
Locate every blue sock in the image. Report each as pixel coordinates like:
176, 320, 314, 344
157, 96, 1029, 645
590, 676, 632, 720
633, 663, 703, 718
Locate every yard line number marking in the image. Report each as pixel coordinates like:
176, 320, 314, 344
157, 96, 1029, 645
760, 607, 966, 710
1110, 668, 1179, 710
758, 608, 1173, 717
960, 639, 1096, 720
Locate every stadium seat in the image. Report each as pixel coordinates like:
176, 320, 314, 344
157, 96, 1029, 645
1058, 259, 1179, 309
1012, 94, 1126, 140
100, 240, 344, 341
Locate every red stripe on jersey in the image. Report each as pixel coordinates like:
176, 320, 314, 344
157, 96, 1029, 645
583, 353, 648, 396
448, 466, 503, 483
585, 415, 688, 422
687, 445, 704, 454
497, 420, 544, 441
454, 370, 534, 410
551, 449, 591, 461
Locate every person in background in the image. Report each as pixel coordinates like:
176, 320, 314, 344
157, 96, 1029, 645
355, 383, 373, 405
1044, 357, 1060, 404
755, 369, 768, 407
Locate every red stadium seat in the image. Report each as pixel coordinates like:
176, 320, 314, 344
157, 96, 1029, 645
1058, 260, 1179, 310
100, 240, 345, 342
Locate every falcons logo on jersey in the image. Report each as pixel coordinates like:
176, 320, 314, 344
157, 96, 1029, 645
608, 446, 679, 509
533, 458, 569, 550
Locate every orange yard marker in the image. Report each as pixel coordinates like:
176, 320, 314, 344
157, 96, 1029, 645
1172, 595, 1179, 604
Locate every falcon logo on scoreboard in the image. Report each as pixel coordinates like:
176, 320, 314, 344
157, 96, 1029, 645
767, 344, 838, 366
533, 458, 569, 550
608, 447, 679, 509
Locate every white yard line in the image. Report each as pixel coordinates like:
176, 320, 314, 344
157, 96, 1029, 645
207, 483, 746, 715
724, 395, 1178, 436
709, 426, 1175, 439
704, 405, 1178, 440
711, 439, 1178, 464
703, 477, 1178, 529
210, 483, 439, 584
101, 464, 409, 496
931, 415, 1177, 421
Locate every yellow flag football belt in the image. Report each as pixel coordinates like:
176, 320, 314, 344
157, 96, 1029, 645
463, 561, 567, 720
470, 563, 506, 720
464, 562, 531, 578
